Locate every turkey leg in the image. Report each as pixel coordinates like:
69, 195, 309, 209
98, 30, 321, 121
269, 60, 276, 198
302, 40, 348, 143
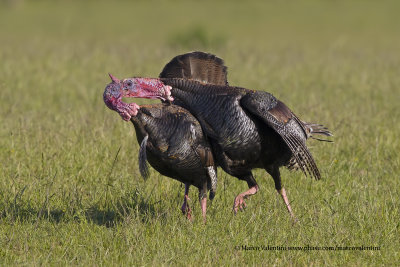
268, 167, 297, 222
181, 183, 192, 221
198, 180, 209, 223
200, 197, 207, 223
277, 187, 297, 221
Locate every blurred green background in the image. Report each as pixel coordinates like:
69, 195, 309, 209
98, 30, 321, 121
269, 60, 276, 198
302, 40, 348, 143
1, 0, 399, 265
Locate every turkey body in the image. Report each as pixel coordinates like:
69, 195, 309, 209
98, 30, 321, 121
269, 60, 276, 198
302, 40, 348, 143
157, 78, 324, 219
131, 103, 216, 199
165, 81, 294, 178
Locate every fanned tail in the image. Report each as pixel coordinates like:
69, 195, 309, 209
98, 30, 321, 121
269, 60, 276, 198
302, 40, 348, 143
159, 51, 228, 86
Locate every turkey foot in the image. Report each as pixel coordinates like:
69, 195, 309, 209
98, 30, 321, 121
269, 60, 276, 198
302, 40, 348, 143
233, 185, 259, 214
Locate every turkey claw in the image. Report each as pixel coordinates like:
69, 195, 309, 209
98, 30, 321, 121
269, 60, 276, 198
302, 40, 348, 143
233, 195, 247, 214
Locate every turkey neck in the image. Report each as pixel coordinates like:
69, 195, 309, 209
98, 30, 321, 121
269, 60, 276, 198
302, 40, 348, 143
129, 109, 147, 145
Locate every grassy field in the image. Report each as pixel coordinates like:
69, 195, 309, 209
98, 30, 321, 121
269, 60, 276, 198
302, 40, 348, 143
1, 0, 399, 265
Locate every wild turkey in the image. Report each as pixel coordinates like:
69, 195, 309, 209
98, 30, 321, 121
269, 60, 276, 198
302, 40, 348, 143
118, 52, 332, 221
103, 74, 217, 221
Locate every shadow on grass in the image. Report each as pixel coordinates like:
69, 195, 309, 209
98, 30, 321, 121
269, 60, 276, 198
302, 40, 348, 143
0, 191, 162, 227
84, 193, 160, 227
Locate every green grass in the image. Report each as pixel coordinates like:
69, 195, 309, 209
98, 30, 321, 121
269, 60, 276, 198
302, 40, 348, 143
1, 0, 399, 265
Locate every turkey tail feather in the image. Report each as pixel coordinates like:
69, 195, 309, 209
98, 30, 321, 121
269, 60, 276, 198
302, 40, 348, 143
159, 51, 228, 86
206, 166, 217, 200
303, 121, 333, 142
139, 135, 150, 180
